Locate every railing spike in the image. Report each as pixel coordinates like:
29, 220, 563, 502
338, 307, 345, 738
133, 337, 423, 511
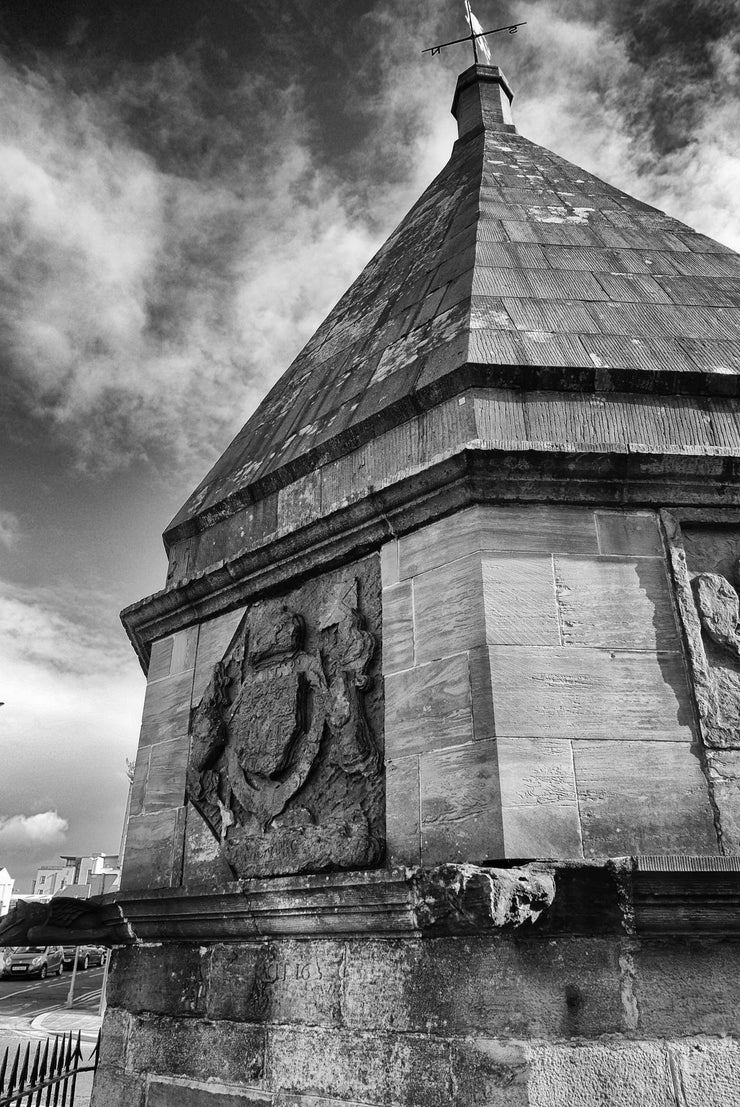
29, 1039, 42, 1086
7, 1043, 21, 1093
91, 1030, 101, 1071
18, 1041, 31, 1090
0, 1044, 8, 1092
35, 1037, 51, 1107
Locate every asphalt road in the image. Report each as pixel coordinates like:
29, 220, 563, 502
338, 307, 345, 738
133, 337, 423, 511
0, 964, 104, 1017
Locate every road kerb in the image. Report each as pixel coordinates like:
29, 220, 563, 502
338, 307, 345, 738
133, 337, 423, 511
31, 1011, 101, 1043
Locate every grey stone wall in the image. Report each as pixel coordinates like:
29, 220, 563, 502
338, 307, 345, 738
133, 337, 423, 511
92, 934, 740, 1106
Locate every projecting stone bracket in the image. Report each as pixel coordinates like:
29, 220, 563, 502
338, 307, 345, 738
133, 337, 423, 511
0, 893, 134, 947
410, 863, 556, 934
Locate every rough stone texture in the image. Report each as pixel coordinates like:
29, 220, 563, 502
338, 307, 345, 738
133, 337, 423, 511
185, 556, 384, 880
527, 1042, 676, 1107
107, 944, 207, 1017
410, 864, 555, 934
147, 1081, 271, 1106
95, 932, 740, 1106
128, 1014, 265, 1085
673, 521, 740, 750
89, 1067, 146, 1107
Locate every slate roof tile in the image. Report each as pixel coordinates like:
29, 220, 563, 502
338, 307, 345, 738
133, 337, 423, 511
167, 67, 740, 537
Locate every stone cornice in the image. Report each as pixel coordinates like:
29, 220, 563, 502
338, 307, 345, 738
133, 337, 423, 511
165, 360, 740, 547
114, 858, 740, 943
123, 441, 740, 670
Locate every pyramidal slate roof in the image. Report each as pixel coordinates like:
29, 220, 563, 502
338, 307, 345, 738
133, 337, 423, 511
168, 65, 740, 542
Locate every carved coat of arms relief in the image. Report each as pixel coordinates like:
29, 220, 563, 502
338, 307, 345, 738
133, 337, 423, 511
186, 563, 384, 879
663, 513, 740, 751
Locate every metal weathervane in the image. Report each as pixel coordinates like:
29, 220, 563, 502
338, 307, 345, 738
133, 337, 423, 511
423, 1, 526, 63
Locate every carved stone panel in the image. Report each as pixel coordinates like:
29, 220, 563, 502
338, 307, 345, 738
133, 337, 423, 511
186, 557, 384, 880
665, 518, 740, 750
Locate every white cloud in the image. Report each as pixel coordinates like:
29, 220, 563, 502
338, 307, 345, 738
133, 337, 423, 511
0, 511, 20, 550
0, 579, 144, 885
513, 2, 740, 251
0, 55, 388, 478
0, 811, 68, 852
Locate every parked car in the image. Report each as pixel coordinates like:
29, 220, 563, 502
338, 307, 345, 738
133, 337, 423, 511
1, 946, 64, 979
61, 945, 107, 970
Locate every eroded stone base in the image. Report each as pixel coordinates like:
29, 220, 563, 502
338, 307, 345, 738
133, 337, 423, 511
92, 930, 740, 1107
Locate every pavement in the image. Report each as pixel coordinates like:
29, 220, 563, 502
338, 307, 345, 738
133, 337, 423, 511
0, 969, 103, 1106
31, 1008, 102, 1041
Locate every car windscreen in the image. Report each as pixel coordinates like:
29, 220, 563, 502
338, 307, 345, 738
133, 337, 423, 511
12, 947, 44, 953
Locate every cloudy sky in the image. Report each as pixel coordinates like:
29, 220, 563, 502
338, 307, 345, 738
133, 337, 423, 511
0, 0, 738, 891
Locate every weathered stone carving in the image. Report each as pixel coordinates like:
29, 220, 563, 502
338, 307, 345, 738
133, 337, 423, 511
0, 896, 131, 947
410, 864, 555, 934
694, 566, 740, 658
187, 560, 384, 879
662, 517, 740, 753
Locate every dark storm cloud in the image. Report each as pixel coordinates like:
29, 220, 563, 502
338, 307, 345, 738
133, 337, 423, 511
0, 2, 458, 477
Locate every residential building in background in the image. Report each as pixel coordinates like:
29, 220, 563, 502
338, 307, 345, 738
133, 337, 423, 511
32, 853, 120, 898
0, 868, 14, 916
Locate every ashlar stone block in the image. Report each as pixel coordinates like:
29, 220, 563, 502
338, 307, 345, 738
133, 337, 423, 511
573, 740, 717, 857
385, 756, 421, 866
554, 555, 680, 650
488, 646, 695, 742
385, 653, 473, 758
420, 740, 504, 864
382, 504, 716, 862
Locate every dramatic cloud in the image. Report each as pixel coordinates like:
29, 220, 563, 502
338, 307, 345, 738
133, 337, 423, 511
0, 54, 385, 478
2, 0, 735, 481
0, 582, 143, 888
0, 811, 68, 852
513, 0, 740, 250
0, 511, 20, 549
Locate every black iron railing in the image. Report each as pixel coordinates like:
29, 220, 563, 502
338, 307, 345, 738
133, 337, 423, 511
0, 1030, 99, 1106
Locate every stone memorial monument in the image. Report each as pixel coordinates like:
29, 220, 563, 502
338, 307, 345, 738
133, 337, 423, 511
93, 64, 740, 1106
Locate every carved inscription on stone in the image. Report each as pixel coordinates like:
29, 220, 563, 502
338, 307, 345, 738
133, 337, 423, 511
186, 559, 384, 879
